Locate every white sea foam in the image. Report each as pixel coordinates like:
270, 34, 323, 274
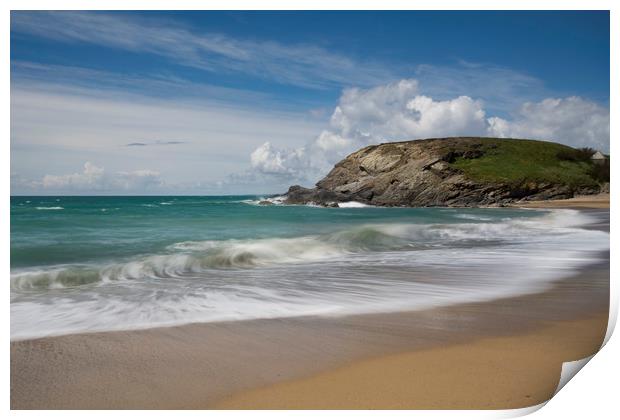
241, 195, 287, 206
10, 210, 603, 287
10, 209, 609, 340
166, 240, 220, 252
338, 201, 371, 208
454, 213, 494, 221
35, 206, 64, 210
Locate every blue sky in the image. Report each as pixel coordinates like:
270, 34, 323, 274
10, 11, 610, 195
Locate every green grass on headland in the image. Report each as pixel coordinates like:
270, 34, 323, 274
448, 138, 608, 188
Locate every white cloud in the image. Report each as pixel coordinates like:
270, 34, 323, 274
10, 61, 609, 194
249, 81, 609, 185
487, 97, 610, 151
10, 81, 323, 194
11, 12, 394, 89
18, 162, 164, 193
405, 96, 487, 137
312, 80, 488, 154
250, 142, 306, 176
250, 80, 489, 182
42, 162, 105, 190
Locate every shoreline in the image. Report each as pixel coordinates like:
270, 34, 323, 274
11, 207, 610, 409
282, 193, 610, 209
510, 193, 609, 209
11, 258, 609, 409
213, 247, 609, 409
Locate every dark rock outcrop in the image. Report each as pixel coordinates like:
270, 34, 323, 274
283, 137, 602, 207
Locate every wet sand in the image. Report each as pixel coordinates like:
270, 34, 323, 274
10, 210, 610, 410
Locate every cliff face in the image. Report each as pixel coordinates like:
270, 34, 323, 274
284, 137, 603, 207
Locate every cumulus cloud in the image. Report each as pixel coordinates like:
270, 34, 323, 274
405, 96, 487, 138
250, 79, 489, 182
250, 142, 306, 176
15, 162, 164, 193
249, 81, 609, 186
312, 79, 487, 154
42, 162, 105, 190
487, 96, 610, 151
310, 81, 487, 157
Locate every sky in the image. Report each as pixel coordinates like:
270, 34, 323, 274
10, 11, 610, 195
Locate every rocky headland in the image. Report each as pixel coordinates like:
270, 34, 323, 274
283, 137, 608, 207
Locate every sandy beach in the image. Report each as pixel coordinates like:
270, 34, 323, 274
11, 261, 609, 409
513, 193, 610, 209
214, 314, 608, 409
10, 206, 610, 410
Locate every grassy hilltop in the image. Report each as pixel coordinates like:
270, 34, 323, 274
447, 138, 609, 188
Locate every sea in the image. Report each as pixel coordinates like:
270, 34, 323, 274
10, 195, 610, 340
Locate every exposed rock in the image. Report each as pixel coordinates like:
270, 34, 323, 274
258, 200, 274, 206
283, 137, 604, 207
285, 185, 350, 205
601, 182, 610, 193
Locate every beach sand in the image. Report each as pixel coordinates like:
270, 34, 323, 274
11, 262, 609, 409
10, 208, 610, 410
214, 314, 608, 409
512, 193, 610, 209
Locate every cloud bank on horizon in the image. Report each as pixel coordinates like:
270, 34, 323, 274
10, 11, 610, 195
14, 162, 164, 193
251, 80, 610, 184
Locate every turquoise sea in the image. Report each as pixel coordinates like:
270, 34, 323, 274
10, 196, 609, 340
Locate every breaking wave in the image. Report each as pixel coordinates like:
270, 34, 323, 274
10, 207, 609, 340
11, 267, 101, 290
10, 209, 601, 292
338, 201, 371, 208
240, 195, 287, 206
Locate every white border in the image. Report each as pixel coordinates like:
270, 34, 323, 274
3, 2, 616, 419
